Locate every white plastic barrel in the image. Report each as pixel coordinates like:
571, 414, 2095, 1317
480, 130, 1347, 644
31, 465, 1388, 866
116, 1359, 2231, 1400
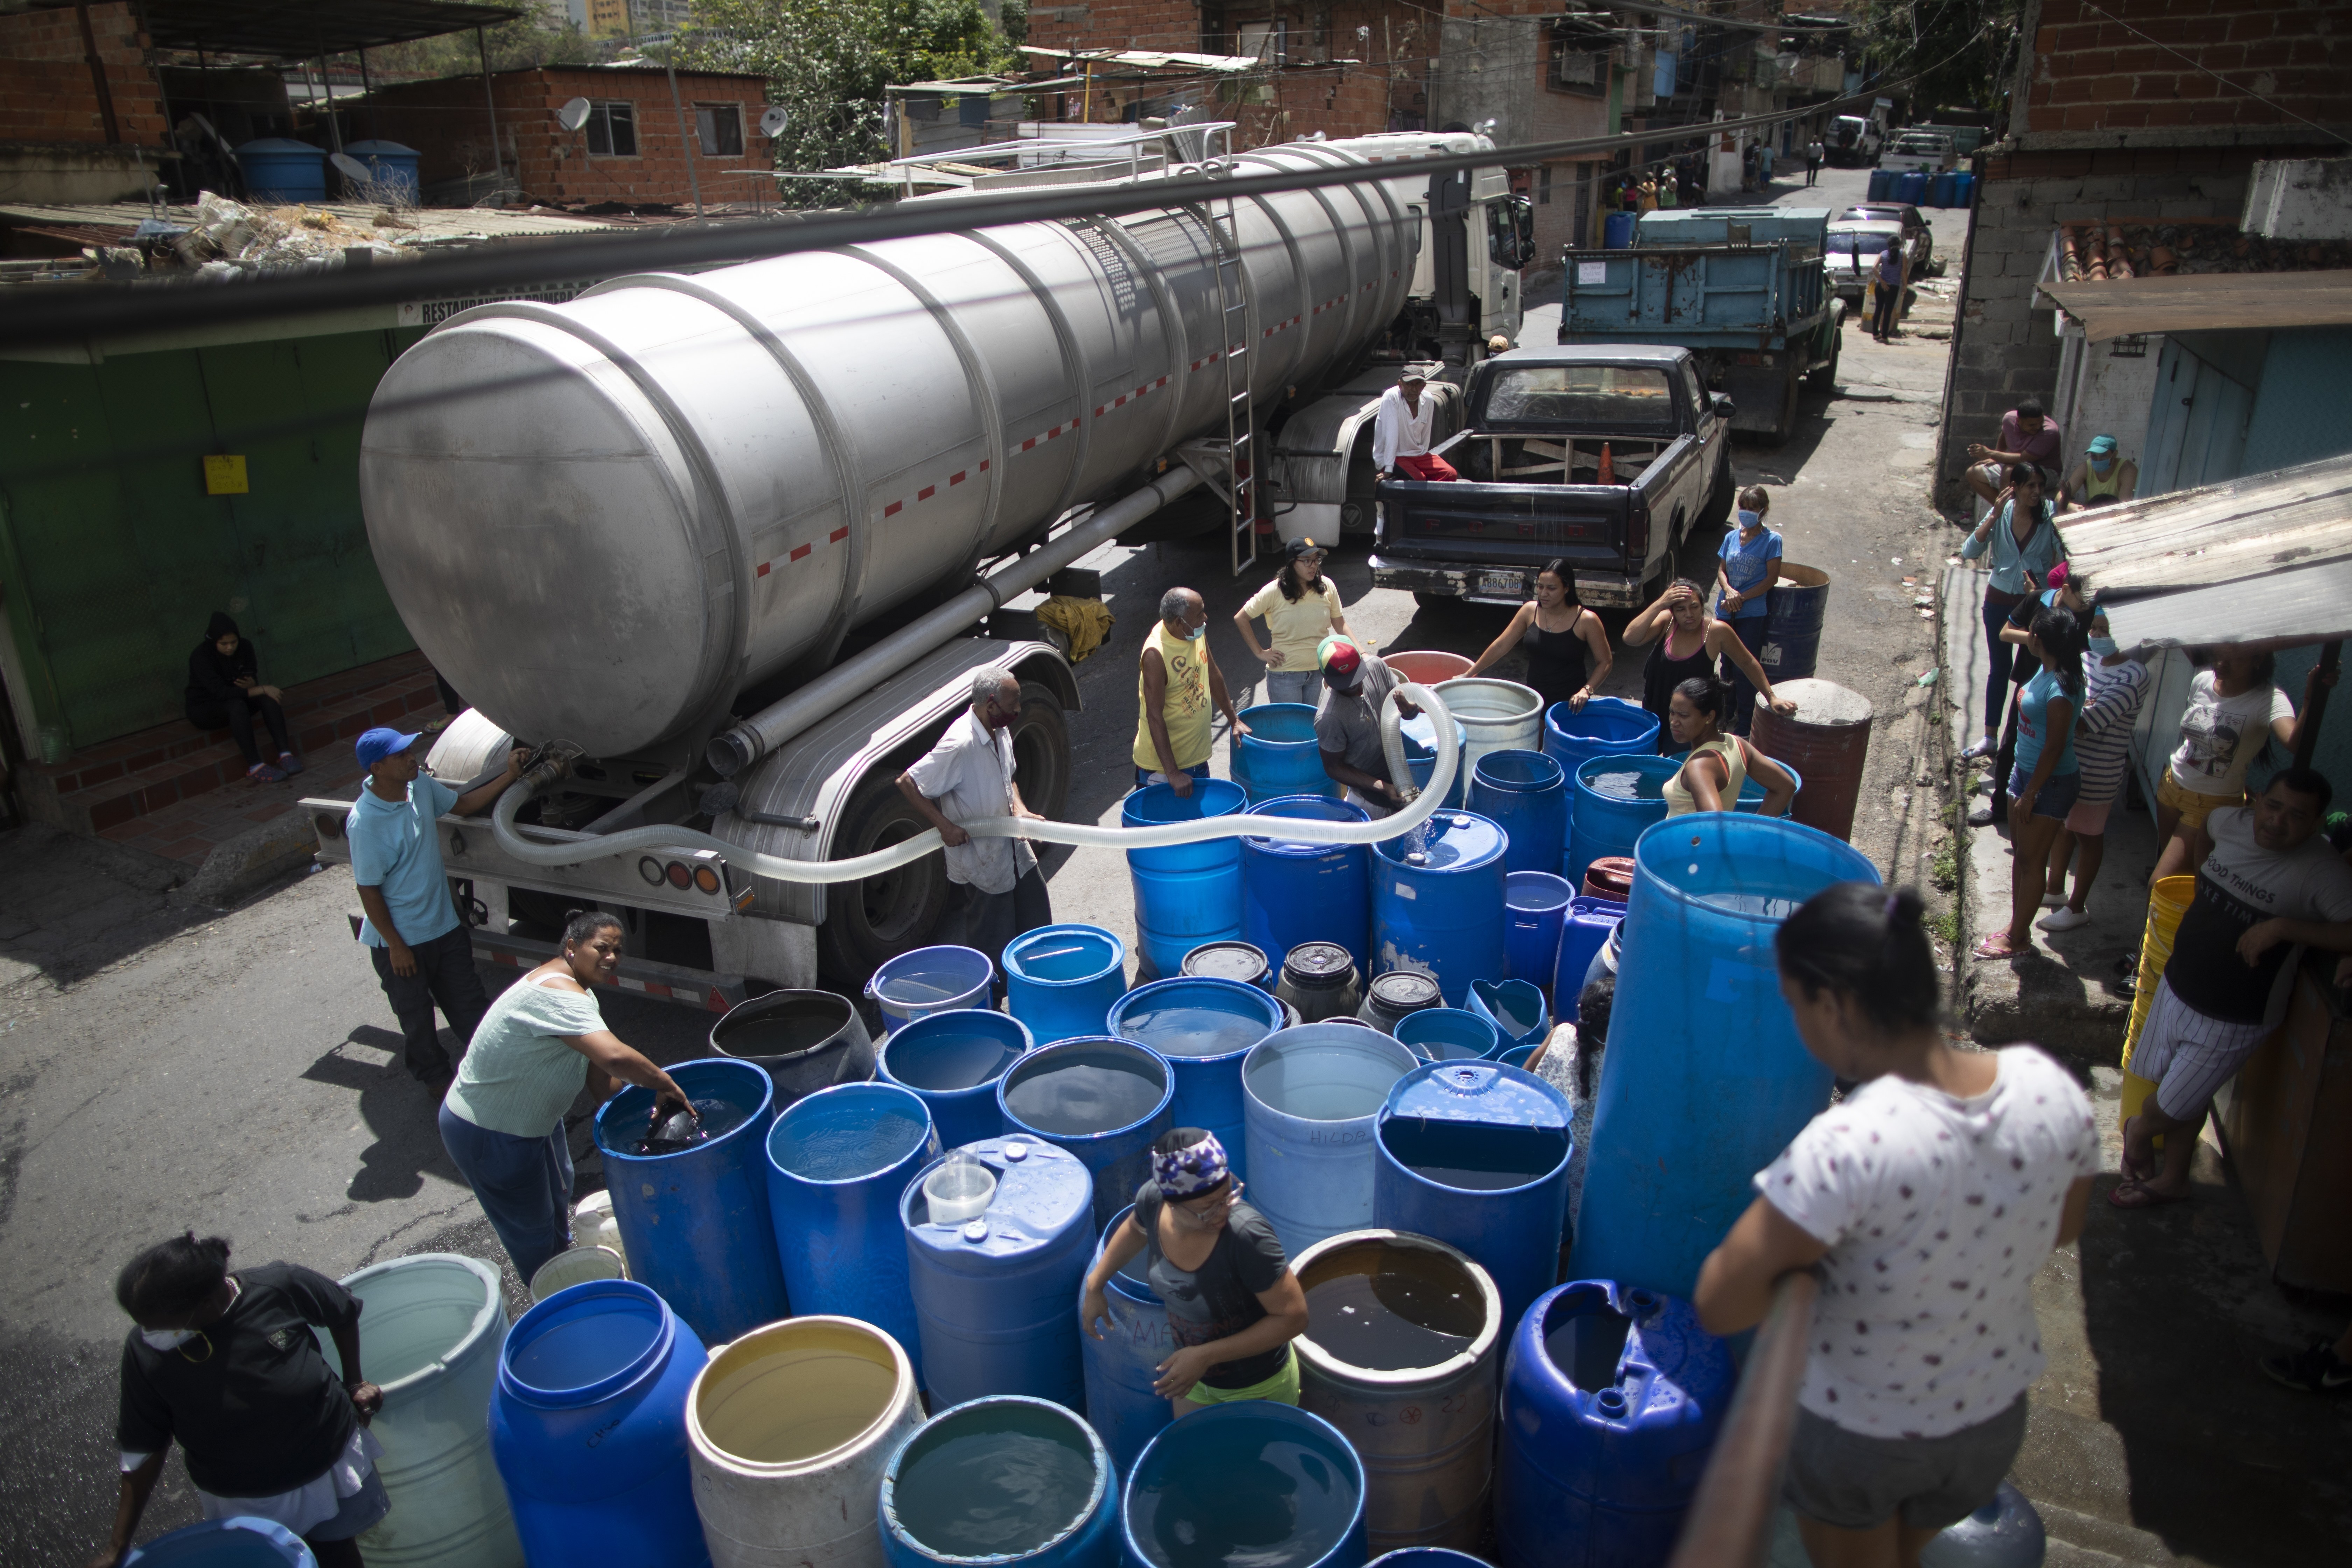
529, 1245, 628, 1301
1431, 678, 1545, 776
688, 1315, 923, 1568
574, 1190, 625, 1262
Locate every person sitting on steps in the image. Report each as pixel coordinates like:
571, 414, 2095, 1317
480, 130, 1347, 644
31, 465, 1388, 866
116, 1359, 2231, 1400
186, 611, 301, 783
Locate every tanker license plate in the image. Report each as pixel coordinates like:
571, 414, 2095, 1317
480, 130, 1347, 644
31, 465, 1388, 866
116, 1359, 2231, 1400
1478, 570, 1522, 597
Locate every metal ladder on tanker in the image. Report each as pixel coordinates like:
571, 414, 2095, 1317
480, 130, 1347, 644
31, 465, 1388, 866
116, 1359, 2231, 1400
1175, 126, 1259, 578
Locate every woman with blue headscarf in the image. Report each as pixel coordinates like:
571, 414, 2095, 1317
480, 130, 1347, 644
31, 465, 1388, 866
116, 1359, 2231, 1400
1081, 1129, 1309, 1415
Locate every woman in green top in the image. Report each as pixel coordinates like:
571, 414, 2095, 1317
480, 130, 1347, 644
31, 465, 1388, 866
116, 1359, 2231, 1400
437, 911, 693, 1284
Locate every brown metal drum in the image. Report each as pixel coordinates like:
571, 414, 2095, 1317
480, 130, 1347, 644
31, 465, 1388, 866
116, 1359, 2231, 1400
1751, 678, 1874, 841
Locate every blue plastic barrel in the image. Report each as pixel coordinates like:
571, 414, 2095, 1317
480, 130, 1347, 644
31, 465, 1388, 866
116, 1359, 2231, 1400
1897, 170, 1930, 204
1928, 171, 1957, 208
1370, 1553, 1490, 1568
765, 1082, 939, 1384
880, 1395, 1119, 1568
1497, 1044, 1538, 1069
999, 1037, 1175, 1233
1372, 811, 1508, 1007
1375, 1061, 1573, 1332
1551, 897, 1625, 1023
1660, 751, 1801, 815
1241, 1023, 1419, 1253
1124, 1402, 1368, 1568
123, 1519, 314, 1567
1244, 794, 1373, 974
1082, 1204, 1175, 1478
1574, 815, 1878, 1300
1952, 170, 1975, 207
1234, 703, 1339, 803
342, 138, 422, 201
867, 944, 994, 1035
1494, 1281, 1732, 1568
1602, 212, 1636, 249
489, 1279, 710, 1568
1394, 1007, 1502, 1063
1469, 749, 1567, 877
1542, 698, 1659, 783
1401, 713, 1470, 808
1504, 871, 1572, 992
1759, 566, 1830, 685
1921, 1481, 2047, 1568
233, 137, 326, 202
1124, 779, 1250, 980
1469, 978, 1549, 1050
1108, 977, 1287, 1183
878, 1008, 1032, 1149
1565, 754, 1676, 892
593, 1057, 790, 1346
1006, 925, 1128, 1046
903, 1134, 1095, 1409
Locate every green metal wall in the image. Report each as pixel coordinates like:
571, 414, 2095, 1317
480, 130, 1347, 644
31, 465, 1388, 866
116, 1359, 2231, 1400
0, 325, 428, 751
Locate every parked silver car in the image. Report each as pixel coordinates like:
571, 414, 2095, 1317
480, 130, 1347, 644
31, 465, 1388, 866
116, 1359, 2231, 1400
1825, 220, 1906, 309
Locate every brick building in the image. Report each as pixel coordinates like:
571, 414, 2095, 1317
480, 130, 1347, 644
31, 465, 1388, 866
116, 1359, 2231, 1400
1931, 0, 2352, 508
353, 63, 770, 208
0, 0, 169, 202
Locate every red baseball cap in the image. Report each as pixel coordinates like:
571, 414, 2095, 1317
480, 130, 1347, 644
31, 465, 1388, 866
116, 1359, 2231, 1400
1320, 640, 1363, 687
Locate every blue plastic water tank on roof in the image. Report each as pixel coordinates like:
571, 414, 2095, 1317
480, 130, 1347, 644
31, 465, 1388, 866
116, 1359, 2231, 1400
233, 138, 326, 203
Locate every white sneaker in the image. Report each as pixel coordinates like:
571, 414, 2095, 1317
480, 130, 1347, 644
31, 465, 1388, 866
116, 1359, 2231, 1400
2038, 906, 2093, 933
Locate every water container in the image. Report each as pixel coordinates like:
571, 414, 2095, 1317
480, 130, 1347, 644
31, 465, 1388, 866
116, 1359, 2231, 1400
903, 1135, 1095, 1410
688, 1316, 922, 1568
1279, 941, 1363, 1023
1394, 1007, 1501, 1063
710, 988, 875, 1108
1504, 872, 1572, 993
1468, 979, 1549, 1050
1082, 1204, 1176, 1477
867, 946, 994, 1036
574, 1189, 623, 1260
998, 1037, 1175, 1233
1358, 970, 1443, 1033
1579, 860, 1634, 903
1433, 678, 1545, 778
1383, 650, 1472, 685
1541, 699, 1658, 781
1551, 898, 1624, 1024
1866, 168, 1897, 201
124, 1519, 314, 1567
1469, 749, 1567, 877
1006, 925, 1129, 1046
767, 1082, 940, 1382
1234, 703, 1340, 803
1401, 713, 1471, 809
1123, 779, 1250, 980
342, 138, 424, 201
877, 1009, 1032, 1149
490, 1279, 710, 1568
1123, 1402, 1368, 1568
1241, 1023, 1419, 1253
1898, 170, 1931, 204
1183, 940, 1274, 990
1494, 1282, 1732, 1568
1602, 212, 1636, 249
233, 137, 326, 203
1293, 1231, 1502, 1556
1244, 794, 1373, 974
1929, 171, 1958, 208
1758, 563, 1830, 685
1750, 678, 1872, 842
1108, 978, 1288, 1183
1498, 1044, 1538, 1069
1373, 811, 1507, 1007
532, 1245, 628, 1301
1564, 755, 1675, 892
594, 1057, 791, 1346
1375, 1062, 1572, 1332
880, 1396, 1119, 1568
1952, 170, 1975, 207
1920, 1481, 2047, 1568
1574, 815, 1878, 1300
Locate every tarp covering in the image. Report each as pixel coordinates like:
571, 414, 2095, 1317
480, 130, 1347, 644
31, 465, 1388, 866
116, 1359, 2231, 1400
2042, 269, 2352, 342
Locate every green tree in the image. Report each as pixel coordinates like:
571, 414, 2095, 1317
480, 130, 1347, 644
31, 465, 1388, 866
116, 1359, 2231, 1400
1854, 0, 2023, 119
365, 0, 597, 80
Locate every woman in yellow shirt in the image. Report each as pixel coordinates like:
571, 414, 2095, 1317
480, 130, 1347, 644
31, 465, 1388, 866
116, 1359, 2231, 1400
1661, 674, 1797, 818
1234, 537, 1350, 707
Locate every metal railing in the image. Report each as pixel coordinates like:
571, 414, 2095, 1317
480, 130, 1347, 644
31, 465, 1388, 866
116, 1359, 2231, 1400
1665, 1270, 1820, 1568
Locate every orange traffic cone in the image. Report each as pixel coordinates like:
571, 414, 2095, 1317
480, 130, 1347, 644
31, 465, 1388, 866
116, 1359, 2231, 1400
1597, 443, 1615, 485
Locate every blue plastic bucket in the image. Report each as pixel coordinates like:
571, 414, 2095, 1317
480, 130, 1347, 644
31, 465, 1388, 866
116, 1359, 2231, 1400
1081, 1204, 1175, 1478
1123, 779, 1250, 980
1108, 976, 1288, 1183
1234, 703, 1339, 803
1566, 754, 1676, 892
1242, 1023, 1420, 1254
879, 1395, 1119, 1568
1497, 1044, 1539, 1070
1504, 870, 1573, 993
1372, 811, 1508, 1007
867, 944, 994, 1035
1243, 794, 1373, 974
123, 1519, 315, 1567
1005, 925, 1128, 1046
1552, 896, 1625, 1023
1470, 748, 1566, 877
1468, 978, 1549, 1050
1394, 1006, 1502, 1063
997, 1036, 1175, 1233
1542, 698, 1659, 782
1123, 1402, 1368, 1568
878, 1009, 1032, 1150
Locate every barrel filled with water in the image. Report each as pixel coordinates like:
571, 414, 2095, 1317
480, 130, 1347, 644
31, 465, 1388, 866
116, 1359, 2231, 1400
594, 1057, 791, 1346
1504, 872, 1572, 993
709, 988, 875, 1108
1241, 1023, 1419, 1254
880, 1396, 1120, 1568
1121, 1402, 1368, 1568
1392, 1007, 1501, 1064
1082, 1204, 1177, 1478
114, 1519, 316, 1567
1541, 698, 1658, 781
866, 946, 994, 1036
1124, 779, 1251, 980
1469, 749, 1567, 878
1243, 795, 1373, 974
1234, 703, 1341, 804
1564, 756, 1674, 893
999, 1037, 1176, 1233
878, 1009, 1032, 1149
1005, 926, 1130, 1048
1400, 713, 1470, 810
1494, 1281, 1731, 1568
1293, 1231, 1502, 1556
1431, 678, 1545, 779
1109, 977, 1288, 1183
1373, 812, 1507, 1008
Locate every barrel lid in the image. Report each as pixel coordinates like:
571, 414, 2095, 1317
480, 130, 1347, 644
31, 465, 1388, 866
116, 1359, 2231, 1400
1367, 970, 1441, 1010
1282, 942, 1354, 985
1762, 677, 1874, 727
1385, 1060, 1569, 1129
1373, 810, 1506, 871
904, 1135, 1091, 1247
1182, 941, 1270, 983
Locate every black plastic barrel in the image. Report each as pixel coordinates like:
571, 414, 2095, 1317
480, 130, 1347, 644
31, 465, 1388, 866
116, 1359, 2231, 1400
710, 989, 875, 1109
1358, 969, 1443, 1034
1278, 942, 1362, 1023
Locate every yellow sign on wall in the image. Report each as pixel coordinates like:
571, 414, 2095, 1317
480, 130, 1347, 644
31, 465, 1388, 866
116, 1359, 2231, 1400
203, 454, 248, 495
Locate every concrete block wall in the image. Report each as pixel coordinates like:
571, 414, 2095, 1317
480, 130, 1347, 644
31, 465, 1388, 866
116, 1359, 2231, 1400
0, 1, 168, 149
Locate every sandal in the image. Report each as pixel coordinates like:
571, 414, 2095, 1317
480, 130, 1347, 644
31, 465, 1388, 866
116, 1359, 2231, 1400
2107, 1179, 2189, 1211
1971, 932, 2022, 961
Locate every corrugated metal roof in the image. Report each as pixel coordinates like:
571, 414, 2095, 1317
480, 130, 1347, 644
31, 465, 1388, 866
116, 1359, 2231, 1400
0, 200, 624, 242
2040, 270, 2352, 342
1016, 45, 1267, 74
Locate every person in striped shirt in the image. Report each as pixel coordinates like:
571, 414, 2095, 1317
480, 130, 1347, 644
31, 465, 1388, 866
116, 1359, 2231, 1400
2038, 599, 2151, 933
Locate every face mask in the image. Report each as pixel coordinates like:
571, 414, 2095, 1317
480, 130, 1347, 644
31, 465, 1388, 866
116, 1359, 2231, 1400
1181, 622, 1205, 641
141, 1326, 198, 1351
1737, 509, 1762, 531
2090, 455, 2113, 471
2088, 636, 2118, 658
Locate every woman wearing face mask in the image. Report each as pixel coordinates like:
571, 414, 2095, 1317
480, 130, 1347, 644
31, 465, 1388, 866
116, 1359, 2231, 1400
1235, 537, 1351, 707
1625, 576, 1797, 747
1661, 674, 1798, 818
1713, 487, 1784, 736
1975, 606, 2085, 962
2038, 599, 2151, 933
99, 1233, 387, 1568
1465, 559, 1613, 714
2058, 435, 2136, 513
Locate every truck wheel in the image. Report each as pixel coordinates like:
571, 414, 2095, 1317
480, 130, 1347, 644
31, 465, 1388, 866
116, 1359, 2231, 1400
1007, 678, 1073, 820
1770, 366, 1803, 445
1807, 328, 1841, 393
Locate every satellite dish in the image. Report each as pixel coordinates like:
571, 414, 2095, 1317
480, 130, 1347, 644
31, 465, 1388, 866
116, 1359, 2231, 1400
557, 96, 593, 132
759, 106, 789, 138
330, 152, 371, 184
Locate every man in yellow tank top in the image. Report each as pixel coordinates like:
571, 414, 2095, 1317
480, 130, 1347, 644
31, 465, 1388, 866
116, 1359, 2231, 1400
1134, 587, 1250, 798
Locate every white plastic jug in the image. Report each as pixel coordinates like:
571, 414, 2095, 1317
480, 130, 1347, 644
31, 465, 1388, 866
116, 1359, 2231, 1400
922, 1149, 996, 1224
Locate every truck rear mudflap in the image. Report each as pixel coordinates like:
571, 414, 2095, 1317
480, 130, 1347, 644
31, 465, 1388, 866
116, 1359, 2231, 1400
1369, 553, 1645, 609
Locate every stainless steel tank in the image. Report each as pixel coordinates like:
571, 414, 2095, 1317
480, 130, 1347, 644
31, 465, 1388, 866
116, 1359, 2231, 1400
359, 141, 1420, 756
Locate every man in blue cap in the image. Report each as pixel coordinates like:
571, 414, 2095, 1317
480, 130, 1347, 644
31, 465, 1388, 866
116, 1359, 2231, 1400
2058, 433, 2136, 513
347, 728, 528, 1089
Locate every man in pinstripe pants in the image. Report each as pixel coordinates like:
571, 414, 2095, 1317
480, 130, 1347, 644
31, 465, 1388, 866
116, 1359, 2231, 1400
2116, 768, 2352, 1209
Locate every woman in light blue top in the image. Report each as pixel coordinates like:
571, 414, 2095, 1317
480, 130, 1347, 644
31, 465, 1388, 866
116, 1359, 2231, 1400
1713, 485, 1784, 736
1958, 463, 2065, 763
438, 910, 693, 1283
1976, 604, 2084, 962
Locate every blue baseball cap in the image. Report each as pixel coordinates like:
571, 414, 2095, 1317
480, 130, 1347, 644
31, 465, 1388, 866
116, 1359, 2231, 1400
355, 727, 421, 768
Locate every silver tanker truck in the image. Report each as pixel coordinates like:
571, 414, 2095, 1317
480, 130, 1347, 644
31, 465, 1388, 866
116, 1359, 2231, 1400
302, 126, 1530, 1005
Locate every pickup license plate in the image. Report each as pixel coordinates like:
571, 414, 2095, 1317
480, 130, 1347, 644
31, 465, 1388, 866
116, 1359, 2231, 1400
1477, 570, 1522, 597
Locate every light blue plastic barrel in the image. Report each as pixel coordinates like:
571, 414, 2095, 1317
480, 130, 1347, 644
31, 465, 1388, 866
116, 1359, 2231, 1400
489, 1279, 710, 1568
1494, 1281, 1733, 1568
1234, 703, 1339, 803
1394, 1007, 1501, 1063
1866, 167, 1896, 201
1006, 925, 1128, 1046
1552, 897, 1625, 1024
1123, 1401, 1369, 1568
343, 138, 422, 201
903, 1134, 1096, 1410
593, 1057, 790, 1346
1243, 794, 1373, 974
1573, 814, 1879, 1300
1372, 811, 1508, 1007
1241, 1023, 1419, 1254
765, 1081, 939, 1384
124, 1519, 314, 1567
233, 137, 326, 202
867, 945, 994, 1035
998, 1037, 1175, 1234
1402, 713, 1470, 808
1603, 212, 1636, 248
1565, 755, 1675, 892
1470, 749, 1567, 877
1505, 871, 1573, 992
1108, 977, 1287, 1183
1123, 779, 1250, 980
1498, 1044, 1539, 1069
1469, 978, 1549, 1050
1375, 1061, 1573, 1334
877, 1008, 1031, 1149
1082, 1204, 1175, 1478
1542, 699, 1658, 784
880, 1395, 1120, 1568
1898, 170, 1931, 204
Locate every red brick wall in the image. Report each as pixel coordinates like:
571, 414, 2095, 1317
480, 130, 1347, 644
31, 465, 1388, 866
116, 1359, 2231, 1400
2028, 0, 2352, 135
0, 1, 168, 148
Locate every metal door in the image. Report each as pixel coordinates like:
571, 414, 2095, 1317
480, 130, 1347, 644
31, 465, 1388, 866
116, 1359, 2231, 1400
2142, 340, 2252, 495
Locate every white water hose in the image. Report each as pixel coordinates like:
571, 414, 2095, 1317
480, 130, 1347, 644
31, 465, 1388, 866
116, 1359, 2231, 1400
490, 685, 1463, 883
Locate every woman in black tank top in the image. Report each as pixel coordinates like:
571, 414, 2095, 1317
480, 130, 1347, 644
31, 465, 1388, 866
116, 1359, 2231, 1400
1624, 578, 1795, 750
1466, 560, 1614, 713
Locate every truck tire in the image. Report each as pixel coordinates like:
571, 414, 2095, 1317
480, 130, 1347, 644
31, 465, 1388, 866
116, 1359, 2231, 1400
1770, 364, 1804, 445
1807, 327, 1841, 392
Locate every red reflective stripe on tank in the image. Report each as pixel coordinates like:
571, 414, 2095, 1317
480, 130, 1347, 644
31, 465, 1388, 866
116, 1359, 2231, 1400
950, 470, 967, 485
918, 485, 936, 501
830, 526, 849, 542
756, 561, 771, 576
790, 543, 811, 560
882, 501, 902, 517
707, 991, 730, 1013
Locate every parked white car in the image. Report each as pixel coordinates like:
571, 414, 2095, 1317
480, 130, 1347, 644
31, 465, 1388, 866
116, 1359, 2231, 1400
1824, 220, 1907, 310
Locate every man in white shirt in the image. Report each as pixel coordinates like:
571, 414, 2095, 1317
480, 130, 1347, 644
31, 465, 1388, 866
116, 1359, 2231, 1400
1373, 366, 1458, 482
898, 667, 1052, 977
